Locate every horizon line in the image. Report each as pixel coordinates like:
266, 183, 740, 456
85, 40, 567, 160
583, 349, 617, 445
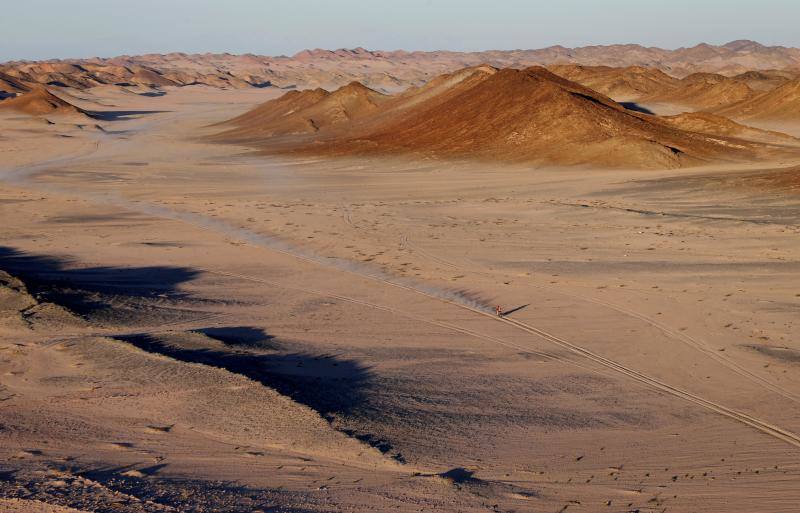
1, 39, 794, 65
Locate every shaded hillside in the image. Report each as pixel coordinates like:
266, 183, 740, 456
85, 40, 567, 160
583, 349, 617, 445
548, 65, 679, 100
660, 112, 798, 143
715, 79, 800, 121
733, 70, 798, 91
215, 66, 773, 169
0, 72, 30, 97
643, 73, 756, 110
219, 82, 388, 139
0, 86, 91, 118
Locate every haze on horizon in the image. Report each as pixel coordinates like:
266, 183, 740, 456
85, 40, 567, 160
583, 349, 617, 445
3, 0, 799, 62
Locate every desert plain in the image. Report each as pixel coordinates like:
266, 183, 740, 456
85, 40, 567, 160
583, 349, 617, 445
1, 43, 800, 512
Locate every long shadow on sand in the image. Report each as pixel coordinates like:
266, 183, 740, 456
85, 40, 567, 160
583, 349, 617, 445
90, 110, 168, 121
137, 91, 167, 97
0, 246, 200, 317
620, 101, 656, 115
115, 330, 374, 419
194, 326, 282, 350
114, 329, 406, 458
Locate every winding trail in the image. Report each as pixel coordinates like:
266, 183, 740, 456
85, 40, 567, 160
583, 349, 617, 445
4, 116, 800, 451
66, 192, 800, 449
400, 233, 800, 405
312, 246, 800, 449
548, 199, 800, 227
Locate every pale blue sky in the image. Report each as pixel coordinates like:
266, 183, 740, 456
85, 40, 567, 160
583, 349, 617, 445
2, 0, 798, 61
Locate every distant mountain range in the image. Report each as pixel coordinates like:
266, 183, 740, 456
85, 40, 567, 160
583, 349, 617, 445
1, 41, 800, 94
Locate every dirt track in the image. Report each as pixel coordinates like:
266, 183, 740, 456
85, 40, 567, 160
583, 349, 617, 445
2, 85, 800, 512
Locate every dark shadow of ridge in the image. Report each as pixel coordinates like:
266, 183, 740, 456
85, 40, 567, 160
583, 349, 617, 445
0, 246, 199, 316
439, 467, 479, 484
620, 102, 656, 115
89, 110, 168, 121
193, 326, 281, 350
115, 332, 373, 418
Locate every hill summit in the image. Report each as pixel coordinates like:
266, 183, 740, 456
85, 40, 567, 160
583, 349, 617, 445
215, 65, 772, 169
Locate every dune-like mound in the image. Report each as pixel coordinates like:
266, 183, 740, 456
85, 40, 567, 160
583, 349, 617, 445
548, 65, 679, 100
396, 65, 497, 101
0, 86, 91, 118
218, 81, 389, 139
660, 112, 797, 143
643, 72, 756, 110
715, 79, 800, 121
129, 66, 179, 87
342, 67, 757, 168
733, 70, 797, 92
217, 66, 771, 169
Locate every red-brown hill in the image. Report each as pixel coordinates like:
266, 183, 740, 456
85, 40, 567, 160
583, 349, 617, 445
0, 72, 31, 96
215, 66, 776, 169
715, 79, 800, 121
733, 70, 798, 92
643, 73, 756, 110
548, 65, 679, 100
0, 86, 90, 118
218, 81, 388, 139
660, 112, 798, 144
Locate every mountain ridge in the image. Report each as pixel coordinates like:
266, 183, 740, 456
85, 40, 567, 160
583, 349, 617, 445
3, 41, 800, 94
213, 65, 781, 169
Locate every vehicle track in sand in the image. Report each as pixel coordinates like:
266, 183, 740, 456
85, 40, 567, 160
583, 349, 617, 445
336, 235, 800, 448
86, 196, 800, 450
326, 208, 800, 447
337, 255, 800, 448
548, 199, 800, 227
399, 233, 800, 405
199, 268, 590, 371
499, 314, 800, 448
6, 131, 800, 450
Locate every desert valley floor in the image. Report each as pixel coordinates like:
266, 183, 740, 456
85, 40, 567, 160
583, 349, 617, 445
2, 85, 800, 512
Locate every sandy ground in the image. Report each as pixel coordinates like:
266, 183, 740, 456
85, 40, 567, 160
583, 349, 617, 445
1, 85, 799, 512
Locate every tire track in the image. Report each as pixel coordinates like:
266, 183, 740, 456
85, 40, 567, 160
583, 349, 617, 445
548, 199, 800, 228
340, 204, 354, 227
268, 232, 800, 449
560, 291, 800, 404
8, 137, 800, 449
200, 268, 597, 371
332, 255, 800, 448
33, 192, 800, 449
402, 234, 800, 405
402, 236, 462, 271
500, 315, 800, 449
